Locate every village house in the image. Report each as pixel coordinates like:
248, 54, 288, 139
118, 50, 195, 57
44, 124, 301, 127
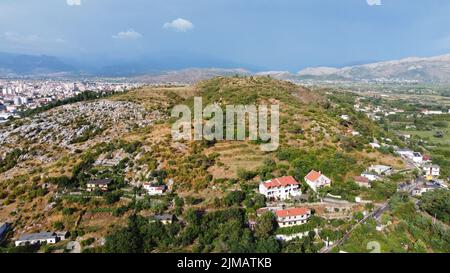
86, 179, 112, 192
275, 207, 311, 228
15, 232, 60, 246
361, 171, 380, 182
143, 183, 166, 196
396, 148, 414, 158
412, 183, 441, 197
304, 170, 331, 192
421, 109, 443, 115
412, 152, 423, 164
152, 214, 173, 225
368, 165, 393, 176
353, 176, 371, 188
423, 164, 440, 178
259, 176, 301, 200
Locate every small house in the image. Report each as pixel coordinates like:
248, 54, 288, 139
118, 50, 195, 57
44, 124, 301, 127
304, 170, 331, 192
87, 179, 112, 192
368, 165, 393, 176
354, 176, 371, 188
143, 183, 166, 196
15, 232, 58, 246
275, 207, 311, 228
153, 214, 173, 225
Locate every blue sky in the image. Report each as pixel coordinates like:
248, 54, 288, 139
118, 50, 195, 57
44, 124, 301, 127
1, 0, 450, 71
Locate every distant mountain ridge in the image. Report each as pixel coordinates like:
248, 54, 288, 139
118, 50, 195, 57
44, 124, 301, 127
297, 54, 450, 83
0, 52, 73, 76
2, 51, 450, 83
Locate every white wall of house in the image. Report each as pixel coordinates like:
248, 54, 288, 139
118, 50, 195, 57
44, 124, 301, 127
259, 184, 301, 200
277, 213, 311, 228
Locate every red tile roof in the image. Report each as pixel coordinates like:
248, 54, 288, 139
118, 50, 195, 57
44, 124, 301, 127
305, 170, 322, 182
275, 207, 310, 218
354, 176, 370, 184
261, 176, 299, 189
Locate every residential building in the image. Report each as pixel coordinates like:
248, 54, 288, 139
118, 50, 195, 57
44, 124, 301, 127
396, 149, 414, 158
412, 152, 423, 164
259, 176, 301, 200
87, 179, 112, 192
423, 164, 440, 178
15, 232, 58, 246
304, 170, 331, 192
353, 176, 371, 188
275, 207, 311, 228
152, 214, 173, 225
361, 172, 379, 182
368, 165, 393, 175
412, 183, 441, 197
143, 183, 166, 196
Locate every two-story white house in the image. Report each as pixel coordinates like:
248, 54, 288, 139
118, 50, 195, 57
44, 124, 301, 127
259, 176, 301, 200
304, 170, 331, 192
423, 164, 440, 178
275, 207, 311, 228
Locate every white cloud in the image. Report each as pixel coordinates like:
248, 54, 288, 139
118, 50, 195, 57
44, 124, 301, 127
366, 0, 382, 6
66, 0, 81, 6
1, 31, 40, 43
112, 29, 143, 40
163, 18, 194, 32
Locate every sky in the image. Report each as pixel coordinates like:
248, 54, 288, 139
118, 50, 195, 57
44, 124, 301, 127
1, 0, 450, 72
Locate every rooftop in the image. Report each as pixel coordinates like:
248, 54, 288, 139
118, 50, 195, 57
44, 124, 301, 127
275, 208, 310, 218
305, 170, 323, 182
261, 176, 299, 189
17, 232, 56, 241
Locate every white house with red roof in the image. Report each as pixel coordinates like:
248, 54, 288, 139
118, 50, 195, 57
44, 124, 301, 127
304, 170, 331, 192
143, 183, 166, 196
259, 176, 301, 200
275, 207, 311, 227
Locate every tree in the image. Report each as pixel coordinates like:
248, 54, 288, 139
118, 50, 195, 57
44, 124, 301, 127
224, 191, 246, 206
104, 215, 143, 253
254, 212, 276, 239
420, 189, 450, 223
255, 237, 280, 253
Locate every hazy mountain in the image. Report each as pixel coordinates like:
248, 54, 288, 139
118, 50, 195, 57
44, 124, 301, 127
0, 52, 74, 76
134, 68, 251, 84
297, 54, 450, 82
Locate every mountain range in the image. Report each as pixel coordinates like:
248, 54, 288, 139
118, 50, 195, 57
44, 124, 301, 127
296, 54, 450, 83
2, 51, 450, 83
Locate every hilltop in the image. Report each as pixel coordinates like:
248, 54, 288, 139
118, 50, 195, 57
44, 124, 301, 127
0, 76, 406, 252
